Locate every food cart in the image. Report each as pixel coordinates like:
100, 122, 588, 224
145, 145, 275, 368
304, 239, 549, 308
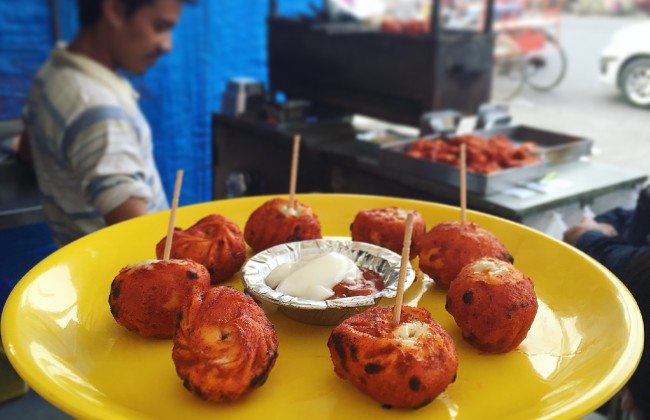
267, 0, 496, 126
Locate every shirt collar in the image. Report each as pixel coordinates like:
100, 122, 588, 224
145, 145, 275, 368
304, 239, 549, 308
51, 43, 140, 113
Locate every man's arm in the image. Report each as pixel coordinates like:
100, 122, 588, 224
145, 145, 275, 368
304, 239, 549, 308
104, 197, 148, 226
563, 217, 617, 246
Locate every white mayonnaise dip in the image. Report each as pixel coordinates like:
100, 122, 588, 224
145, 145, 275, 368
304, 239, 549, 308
393, 322, 431, 344
278, 203, 302, 217
265, 252, 361, 301
470, 258, 510, 276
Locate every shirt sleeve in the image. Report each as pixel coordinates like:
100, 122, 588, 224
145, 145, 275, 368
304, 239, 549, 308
593, 207, 634, 232
575, 230, 649, 281
64, 106, 152, 215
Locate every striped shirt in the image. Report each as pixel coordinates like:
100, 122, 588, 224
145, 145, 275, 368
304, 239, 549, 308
23, 45, 169, 246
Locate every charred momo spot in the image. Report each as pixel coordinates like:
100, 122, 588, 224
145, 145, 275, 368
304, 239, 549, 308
288, 225, 303, 241
364, 363, 384, 374
182, 375, 192, 390
409, 376, 421, 391
186, 270, 199, 280
331, 333, 348, 372
110, 282, 120, 299
462, 290, 474, 304
350, 344, 358, 362
192, 385, 207, 400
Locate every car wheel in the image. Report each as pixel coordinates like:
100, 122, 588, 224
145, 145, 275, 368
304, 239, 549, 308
619, 57, 650, 108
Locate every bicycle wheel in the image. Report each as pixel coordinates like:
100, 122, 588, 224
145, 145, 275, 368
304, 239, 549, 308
491, 35, 526, 102
525, 32, 567, 91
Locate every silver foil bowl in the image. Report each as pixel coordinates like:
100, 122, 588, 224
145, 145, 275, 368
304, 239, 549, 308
241, 238, 416, 325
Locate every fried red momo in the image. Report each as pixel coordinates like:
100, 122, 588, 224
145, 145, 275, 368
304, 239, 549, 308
109, 259, 211, 338
327, 306, 458, 409
244, 197, 322, 254
446, 257, 538, 353
350, 207, 426, 259
418, 220, 513, 288
172, 286, 279, 402
156, 214, 246, 283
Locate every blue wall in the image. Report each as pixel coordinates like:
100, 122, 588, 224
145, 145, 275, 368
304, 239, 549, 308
0, 0, 315, 205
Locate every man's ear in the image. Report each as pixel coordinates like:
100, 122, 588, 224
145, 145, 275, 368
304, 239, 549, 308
103, 0, 126, 28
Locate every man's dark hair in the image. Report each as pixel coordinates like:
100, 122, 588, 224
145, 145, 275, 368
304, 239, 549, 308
77, 0, 195, 28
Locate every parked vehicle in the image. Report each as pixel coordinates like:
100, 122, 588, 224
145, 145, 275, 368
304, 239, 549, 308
636, 0, 650, 13
600, 21, 650, 108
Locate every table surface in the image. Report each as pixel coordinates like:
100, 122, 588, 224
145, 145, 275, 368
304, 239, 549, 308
0, 119, 44, 230
481, 160, 647, 215
0, 158, 44, 230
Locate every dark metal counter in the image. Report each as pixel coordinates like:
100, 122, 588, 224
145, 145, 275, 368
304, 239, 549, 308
0, 120, 44, 230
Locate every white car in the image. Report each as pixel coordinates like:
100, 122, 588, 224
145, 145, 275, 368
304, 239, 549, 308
600, 21, 650, 108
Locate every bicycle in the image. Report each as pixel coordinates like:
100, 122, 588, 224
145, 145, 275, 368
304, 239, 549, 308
491, 4, 568, 101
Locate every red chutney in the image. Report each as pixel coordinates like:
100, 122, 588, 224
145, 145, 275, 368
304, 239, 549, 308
329, 268, 385, 299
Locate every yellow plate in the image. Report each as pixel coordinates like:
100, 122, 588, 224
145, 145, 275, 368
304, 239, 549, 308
1, 194, 644, 419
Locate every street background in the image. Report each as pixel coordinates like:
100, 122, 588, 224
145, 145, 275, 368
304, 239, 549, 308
508, 14, 649, 177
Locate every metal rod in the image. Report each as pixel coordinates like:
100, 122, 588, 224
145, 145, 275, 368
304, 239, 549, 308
49, 0, 61, 43
484, 0, 495, 33
270, 0, 277, 17
429, 0, 440, 36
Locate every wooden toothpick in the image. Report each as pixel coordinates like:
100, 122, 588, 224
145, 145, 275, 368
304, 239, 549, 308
392, 212, 414, 327
460, 143, 467, 226
163, 169, 184, 261
288, 134, 301, 210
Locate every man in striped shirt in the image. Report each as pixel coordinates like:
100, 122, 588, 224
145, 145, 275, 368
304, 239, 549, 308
22, 0, 194, 246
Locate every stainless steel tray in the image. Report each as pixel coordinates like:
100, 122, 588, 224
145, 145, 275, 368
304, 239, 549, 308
379, 125, 592, 196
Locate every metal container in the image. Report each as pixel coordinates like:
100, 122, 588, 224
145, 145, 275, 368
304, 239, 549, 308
379, 125, 592, 195
221, 77, 265, 117
380, 146, 548, 195
241, 238, 415, 326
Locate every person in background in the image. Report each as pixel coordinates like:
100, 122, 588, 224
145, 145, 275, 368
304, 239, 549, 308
563, 185, 650, 278
21, 0, 195, 246
618, 248, 649, 419
563, 185, 650, 418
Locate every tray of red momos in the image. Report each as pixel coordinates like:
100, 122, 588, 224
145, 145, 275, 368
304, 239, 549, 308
0, 194, 643, 419
379, 125, 592, 195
